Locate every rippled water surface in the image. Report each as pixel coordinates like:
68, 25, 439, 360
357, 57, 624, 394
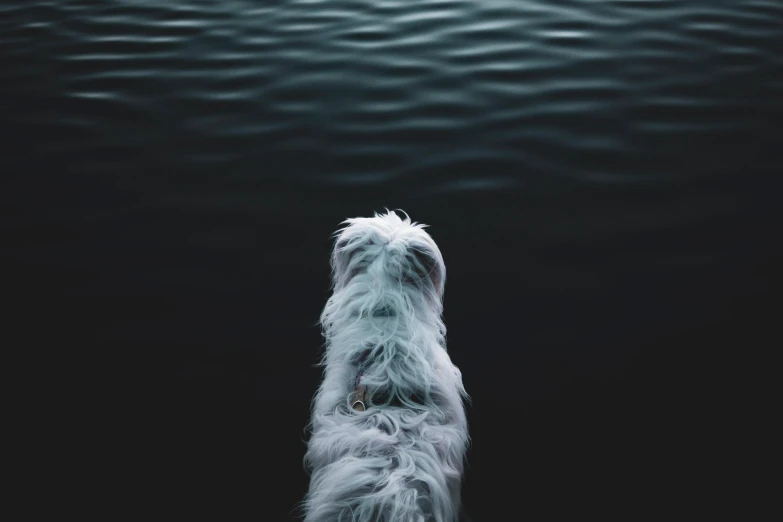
3, 0, 781, 519
4, 0, 782, 193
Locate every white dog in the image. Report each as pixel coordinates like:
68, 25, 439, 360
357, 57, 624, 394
302, 210, 470, 522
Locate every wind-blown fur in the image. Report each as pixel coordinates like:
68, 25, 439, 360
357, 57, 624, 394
302, 210, 469, 522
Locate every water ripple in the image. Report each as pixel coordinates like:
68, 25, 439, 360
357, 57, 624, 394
1, 0, 781, 195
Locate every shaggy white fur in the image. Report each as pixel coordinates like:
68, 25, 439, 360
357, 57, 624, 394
302, 210, 470, 522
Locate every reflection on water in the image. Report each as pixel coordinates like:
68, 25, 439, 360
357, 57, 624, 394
3, 0, 781, 197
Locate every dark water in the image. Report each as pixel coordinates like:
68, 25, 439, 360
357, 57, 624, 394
3, 0, 781, 519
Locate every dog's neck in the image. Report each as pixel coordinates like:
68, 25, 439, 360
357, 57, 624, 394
351, 351, 370, 411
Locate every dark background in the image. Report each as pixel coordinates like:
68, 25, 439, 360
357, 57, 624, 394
3, 0, 781, 519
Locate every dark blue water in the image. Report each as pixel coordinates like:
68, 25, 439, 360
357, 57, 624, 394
3, 0, 781, 519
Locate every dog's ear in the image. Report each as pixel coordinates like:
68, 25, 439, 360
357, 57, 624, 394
407, 247, 443, 294
332, 237, 349, 284
332, 236, 363, 287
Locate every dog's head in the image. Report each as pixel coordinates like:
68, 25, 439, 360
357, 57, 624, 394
330, 210, 446, 302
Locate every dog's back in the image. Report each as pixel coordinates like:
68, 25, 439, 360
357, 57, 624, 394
302, 211, 469, 522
